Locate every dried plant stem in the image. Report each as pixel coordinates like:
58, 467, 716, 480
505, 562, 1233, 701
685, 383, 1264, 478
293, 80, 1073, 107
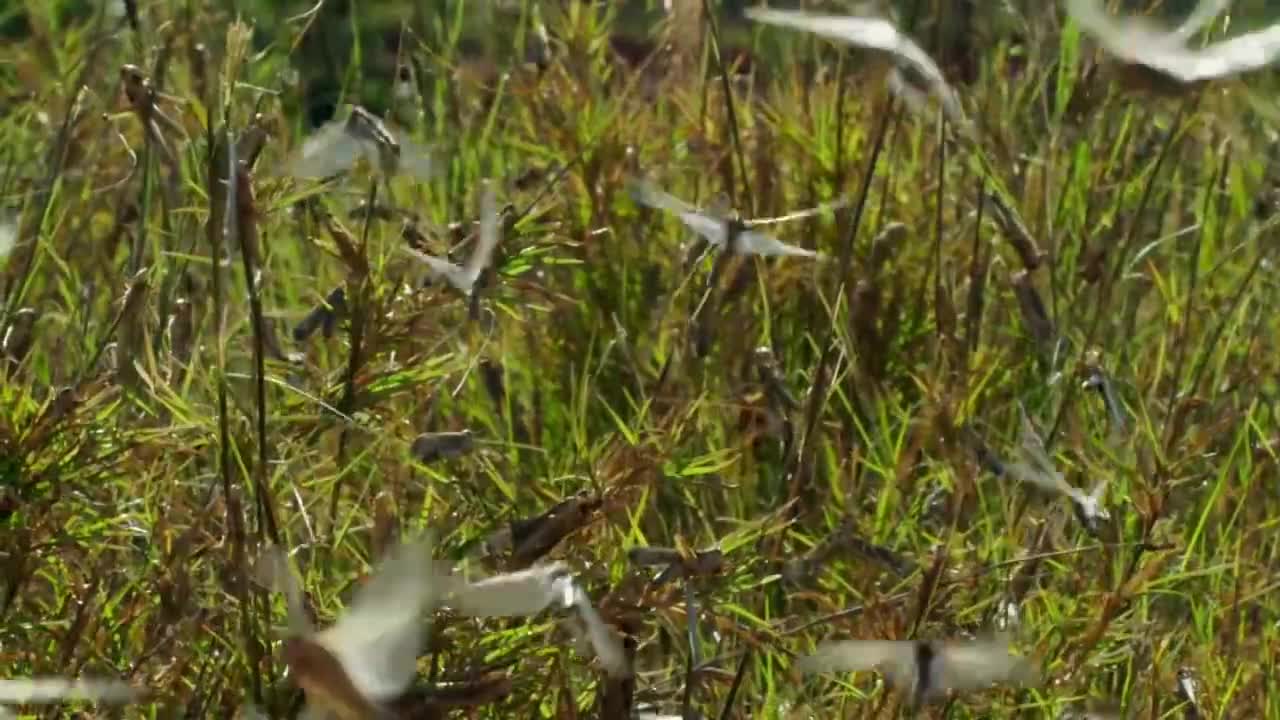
330, 178, 379, 528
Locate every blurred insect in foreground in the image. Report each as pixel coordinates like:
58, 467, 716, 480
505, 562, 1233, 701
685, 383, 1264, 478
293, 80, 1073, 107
629, 179, 838, 260
257, 536, 441, 720
1066, 0, 1280, 88
744, 6, 970, 132
797, 632, 1038, 708
1005, 405, 1111, 535
402, 181, 502, 298
287, 104, 434, 181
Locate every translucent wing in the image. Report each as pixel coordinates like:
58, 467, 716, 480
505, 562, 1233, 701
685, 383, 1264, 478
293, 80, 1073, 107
571, 587, 631, 678
796, 640, 915, 686
1079, 476, 1112, 521
747, 9, 908, 60
289, 120, 365, 179
933, 637, 1038, 694
1004, 460, 1071, 498
394, 135, 436, 181
1064, 0, 1177, 55
257, 544, 313, 636
446, 563, 575, 617
746, 8, 963, 124
736, 230, 823, 259
312, 537, 438, 703
743, 195, 849, 227
888, 66, 939, 120
629, 179, 698, 215
1065, 0, 1280, 83
463, 181, 501, 287
0, 677, 140, 704
1183, 27, 1280, 80
630, 180, 728, 248
1170, 0, 1231, 43
1016, 405, 1058, 476
403, 247, 466, 288
675, 211, 729, 248
0, 220, 15, 261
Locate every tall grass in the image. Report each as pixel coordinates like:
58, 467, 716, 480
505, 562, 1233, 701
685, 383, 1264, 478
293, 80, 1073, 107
0, 0, 1278, 718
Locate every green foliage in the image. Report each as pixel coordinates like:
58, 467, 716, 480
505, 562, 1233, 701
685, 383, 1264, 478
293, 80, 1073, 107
1, 0, 1279, 718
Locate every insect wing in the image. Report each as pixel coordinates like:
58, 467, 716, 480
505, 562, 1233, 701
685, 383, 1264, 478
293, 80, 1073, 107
571, 587, 631, 678
403, 247, 465, 284
464, 182, 502, 286
312, 538, 438, 702
0, 677, 140, 704
737, 230, 820, 259
447, 563, 574, 617
932, 637, 1037, 694
290, 120, 364, 179
797, 640, 915, 684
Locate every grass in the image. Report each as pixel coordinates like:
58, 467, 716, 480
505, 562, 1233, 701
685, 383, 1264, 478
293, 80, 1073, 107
1, 0, 1279, 717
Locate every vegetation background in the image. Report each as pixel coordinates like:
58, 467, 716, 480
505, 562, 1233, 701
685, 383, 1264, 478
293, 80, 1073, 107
2, 0, 1280, 717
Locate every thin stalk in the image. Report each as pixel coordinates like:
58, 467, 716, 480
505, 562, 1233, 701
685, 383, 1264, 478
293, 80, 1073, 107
212, 115, 263, 705
330, 178, 379, 526
1161, 143, 1228, 451
787, 100, 896, 507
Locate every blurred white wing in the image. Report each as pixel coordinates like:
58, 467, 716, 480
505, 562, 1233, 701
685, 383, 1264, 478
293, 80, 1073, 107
571, 587, 631, 678
1182, 27, 1280, 80
1066, 0, 1280, 83
1065, 0, 1179, 54
257, 544, 313, 636
394, 135, 436, 181
313, 537, 438, 702
1170, 0, 1231, 43
676, 211, 729, 248
289, 120, 366, 178
463, 181, 502, 287
746, 8, 962, 123
1004, 460, 1071, 498
630, 179, 698, 215
0, 677, 140, 704
1016, 407, 1059, 476
736, 230, 822, 259
933, 637, 1037, 693
446, 563, 575, 617
630, 180, 729, 248
796, 640, 915, 686
1079, 477, 1112, 520
747, 9, 908, 60
0, 220, 15, 261
403, 247, 467, 289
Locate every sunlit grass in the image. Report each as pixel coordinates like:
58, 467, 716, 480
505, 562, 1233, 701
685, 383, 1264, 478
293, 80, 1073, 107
0, 0, 1278, 718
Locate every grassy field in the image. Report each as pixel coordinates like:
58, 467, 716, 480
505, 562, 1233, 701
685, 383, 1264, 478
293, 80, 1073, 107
2, 0, 1279, 718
